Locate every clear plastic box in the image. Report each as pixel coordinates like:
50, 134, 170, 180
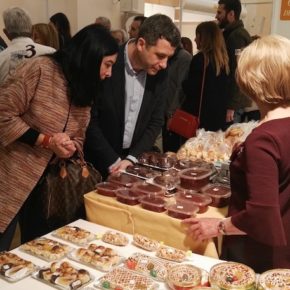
115, 188, 144, 205
95, 181, 121, 197
139, 195, 166, 212
201, 183, 231, 208
176, 192, 212, 213
179, 168, 213, 190
107, 172, 141, 187
166, 200, 199, 219
125, 165, 161, 179
132, 181, 165, 196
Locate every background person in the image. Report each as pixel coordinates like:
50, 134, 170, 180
32, 23, 59, 49
128, 15, 147, 39
0, 7, 55, 85
182, 21, 230, 132
95, 16, 111, 30
84, 14, 180, 178
181, 36, 193, 54
216, 0, 252, 124
182, 35, 290, 273
0, 24, 118, 250
49, 12, 71, 49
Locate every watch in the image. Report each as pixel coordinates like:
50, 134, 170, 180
217, 220, 227, 235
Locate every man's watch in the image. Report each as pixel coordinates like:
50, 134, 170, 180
217, 220, 227, 235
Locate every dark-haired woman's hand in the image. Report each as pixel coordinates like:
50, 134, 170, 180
49, 133, 76, 158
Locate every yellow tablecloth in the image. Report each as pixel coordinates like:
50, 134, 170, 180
84, 191, 228, 258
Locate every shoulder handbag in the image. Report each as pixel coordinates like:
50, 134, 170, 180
167, 54, 207, 139
41, 143, 102, 230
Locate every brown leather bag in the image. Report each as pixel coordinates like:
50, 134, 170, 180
41, 145, 102, 229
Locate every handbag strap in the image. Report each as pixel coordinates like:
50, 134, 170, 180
197, 54, 207, 118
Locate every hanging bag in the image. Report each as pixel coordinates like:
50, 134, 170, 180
41, 143, 102, 229
167, 54, 207, 139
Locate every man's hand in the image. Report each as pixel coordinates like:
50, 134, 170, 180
109, 159, 133, 174
226, 109, 235, 122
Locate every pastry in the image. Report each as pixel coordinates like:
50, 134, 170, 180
102, 231, 129, 246
156, 246, 186, 262
133, 234, 159, 251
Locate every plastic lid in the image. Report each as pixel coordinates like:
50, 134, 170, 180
180, 168, 213, 180
132, 181, 164, 196
139, 195, 166, 208
166, 200, 199, 216
176, 192, 212, 207
115, 188, 143, 201
107, 172, 141, 187
201, 183, 231, 198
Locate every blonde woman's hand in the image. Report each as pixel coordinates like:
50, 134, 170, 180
110, 159, 133, 174
181, 217, 221, 242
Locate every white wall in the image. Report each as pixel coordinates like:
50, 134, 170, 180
271, 0, 290, 38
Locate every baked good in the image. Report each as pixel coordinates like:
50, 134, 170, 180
97, 267, 159, 290
125, 253, 171, 282
209, 262, 256, 290
54, 226, 95, 245
70, 243, 123, 271
0, 251, 36, 282
156, 246, 186, 262
102, 231, 129, 246
36, 261, 91, 289
258, 269, 290, 290
133, 233, 159, 251
20, 237, 71, 261
167, 264, 202, 290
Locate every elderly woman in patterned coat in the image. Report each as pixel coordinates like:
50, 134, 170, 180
0, 24, 118, 250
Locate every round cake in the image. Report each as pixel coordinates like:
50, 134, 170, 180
167, 264, 202, 290
209, 262, 256, 290
258, 269, 290, 290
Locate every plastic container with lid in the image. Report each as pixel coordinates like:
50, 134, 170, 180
201, 183, 231, 208
152, 172, 180, 190
179, 167, 213, 190
115, 188, 144, 205
132, 181, 164, 196
138, 152, 175, 169
95, 181, 121, 197
174, 159, 212, 171
139, 195, 166, 212
258, 269, 290, 290
176, 192, 212, 213
107, 172, 141, 187
125, 165, 161, 179
166, 200, 199, 219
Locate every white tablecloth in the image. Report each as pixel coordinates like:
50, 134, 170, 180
0, 219, 223, 290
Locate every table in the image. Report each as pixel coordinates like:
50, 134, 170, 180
0, 219, 223, 290
84, 191, 228, 258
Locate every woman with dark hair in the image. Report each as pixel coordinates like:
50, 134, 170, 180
49, 12, 71, 48
0, 24, 119, 250
182, 21, 230, 131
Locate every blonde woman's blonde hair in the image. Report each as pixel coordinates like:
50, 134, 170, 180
236, 35, 290, 106
32, 23, 59, 49
196, 21, 229, 76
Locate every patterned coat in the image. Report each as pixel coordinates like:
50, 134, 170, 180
0, 57, 91, 233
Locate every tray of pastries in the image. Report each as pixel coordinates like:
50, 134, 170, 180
20, 237, 72, 261
95, 267, 159, 289
68, 243, 124, 272
209, 262, 256, 290
53, 226, 96, 246
258, 268, 290, 290
156, 245, 187, 262
124, 253, 174, 282
0, 251, 37, 282
132, 233, 159, 251
101, 231, 129, 246
32, 261, 93, 290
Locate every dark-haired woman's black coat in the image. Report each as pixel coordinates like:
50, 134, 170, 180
182, 52, 230, 132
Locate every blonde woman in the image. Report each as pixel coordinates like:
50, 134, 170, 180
32, 23, 59, 49
182, 21, 230, 131
183, 35, 290, 273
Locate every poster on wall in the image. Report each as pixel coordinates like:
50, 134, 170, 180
280, 0, 290, 20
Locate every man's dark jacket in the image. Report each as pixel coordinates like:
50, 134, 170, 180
84, 44, 168, 177
223, 20, 252, 110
